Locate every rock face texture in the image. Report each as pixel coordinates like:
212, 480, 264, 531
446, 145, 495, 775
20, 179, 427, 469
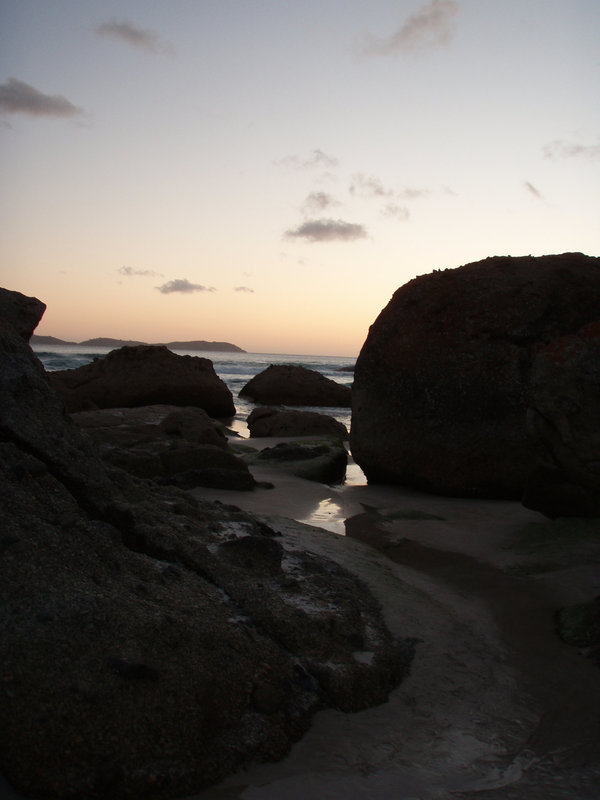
50, 344, 236, 418
523, 321, 600, 517
351, 253, 600, 498
243, 440, 349, 484
72, 406, 257, 490
247, 407, 348, 439
240, 364, 352, 408
1, 288, 409, 799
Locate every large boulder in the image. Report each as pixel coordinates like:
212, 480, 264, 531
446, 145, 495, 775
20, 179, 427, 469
523, 321, 600, 517
240, 364, 352, 408
50, 344, 236, 418
0, 288, 410, 799
247, 406, 348, 439
351, 253, 600, 498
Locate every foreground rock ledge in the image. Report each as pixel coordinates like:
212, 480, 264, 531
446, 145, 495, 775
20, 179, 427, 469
0, 287, 411, 799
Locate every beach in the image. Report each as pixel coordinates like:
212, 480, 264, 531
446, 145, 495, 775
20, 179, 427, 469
16, 343, 600, 798
188, 442, 600, 799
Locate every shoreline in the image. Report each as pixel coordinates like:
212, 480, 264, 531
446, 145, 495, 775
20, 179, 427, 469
188, 448, 600, 799
4, 428, 600, 798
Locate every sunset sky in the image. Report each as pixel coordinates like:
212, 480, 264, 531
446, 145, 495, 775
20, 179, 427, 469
1, 0, 598, 356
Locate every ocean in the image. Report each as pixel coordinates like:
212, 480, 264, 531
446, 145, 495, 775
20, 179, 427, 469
32, 344, 355, 438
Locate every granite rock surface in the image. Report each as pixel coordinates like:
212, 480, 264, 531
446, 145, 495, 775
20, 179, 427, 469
351, 253, 600, 499
0, 288, 410, 799
240, 364, 351, 408
247, 406, 348, 439
50, 344, 236, 418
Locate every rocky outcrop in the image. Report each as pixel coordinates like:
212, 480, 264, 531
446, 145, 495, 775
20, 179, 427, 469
73, 406, 256, 490
1, 288, 410, 799
351, 253, 600, 498
247, 407, 348, 439
243, 440, 348, 484
0, 287, 46, 340
50, 344, 236, 418
240, 364, 352, 408
523, 321, 600, 517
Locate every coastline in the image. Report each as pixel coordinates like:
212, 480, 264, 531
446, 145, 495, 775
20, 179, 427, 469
13, 343, 600, 798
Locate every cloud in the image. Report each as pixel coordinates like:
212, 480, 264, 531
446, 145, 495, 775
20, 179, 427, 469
523, 181, 543, 200
362, 0, 459, 55
302, 191, 340, 212
95, 19, 174, 54
543, 139, 600, 161
285, 218, 368, 243
350, 173, 393, 199
398, 187, 430, 200
119, 266, 164, 278
382, 203, 410, 221
234, 286, 255, 293
276, 149, 339, 170
156, 279, 216, 294
0, 78, 84, 118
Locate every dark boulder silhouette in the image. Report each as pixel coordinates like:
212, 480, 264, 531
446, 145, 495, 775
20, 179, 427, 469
247, 406, 348, 438
351, 253, 600, 498
50, 344, 236, 417
240, 364, 351, 408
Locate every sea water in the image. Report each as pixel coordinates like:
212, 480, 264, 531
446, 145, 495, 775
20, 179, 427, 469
32, 344, 355, 438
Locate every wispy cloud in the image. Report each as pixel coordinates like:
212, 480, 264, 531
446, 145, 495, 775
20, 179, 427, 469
119, 266, 164, 278
349, 173, 393, 198
95, 19, 174, 55
523, 181, 543, 200
285, 218, 368, 243
302, 191, 341, 213
543, 139, 600, 161
382, 203, 410, 221
362, 0, 459, 56
156, 279, 216, 294
0, 78, 84, 118
398, 187, 430, 200
276, 149, 339, 170
234, 286, 255, 293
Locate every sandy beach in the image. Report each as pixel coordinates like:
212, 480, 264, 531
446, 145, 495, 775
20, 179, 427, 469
187, 439, 600, 799
2, 437, 598, 800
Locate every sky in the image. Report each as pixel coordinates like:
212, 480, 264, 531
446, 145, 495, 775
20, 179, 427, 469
1, 0, 599, 356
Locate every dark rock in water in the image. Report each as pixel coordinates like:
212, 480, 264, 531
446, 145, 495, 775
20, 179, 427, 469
1, 287, 410, 799
240, 364, 352, 408
50, 344, 236, 418
247, 406, 348, 438
251, 440, 348, 484
523, 321, 600, 517
351, 253, 600, 498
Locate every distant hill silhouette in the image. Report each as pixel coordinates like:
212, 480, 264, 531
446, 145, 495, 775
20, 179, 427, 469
31, 335, 246, 353
31, 335, 77, 346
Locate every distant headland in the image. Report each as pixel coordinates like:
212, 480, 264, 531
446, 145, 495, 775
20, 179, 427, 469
31, 335, 246, 353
